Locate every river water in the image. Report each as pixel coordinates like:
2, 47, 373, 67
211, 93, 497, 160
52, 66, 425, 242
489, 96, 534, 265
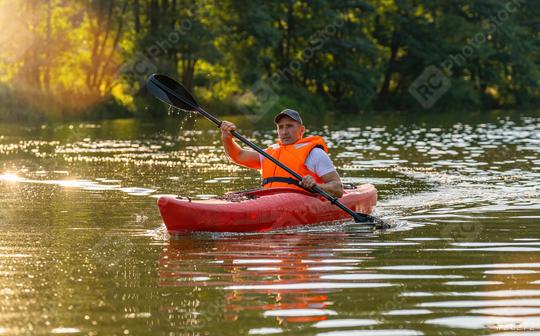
0, 110, 539, 335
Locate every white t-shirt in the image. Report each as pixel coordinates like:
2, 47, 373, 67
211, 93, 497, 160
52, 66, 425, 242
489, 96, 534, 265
259, 147, 336, 177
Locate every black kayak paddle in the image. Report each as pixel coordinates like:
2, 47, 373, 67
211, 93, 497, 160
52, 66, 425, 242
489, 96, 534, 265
147, 74, 387, 228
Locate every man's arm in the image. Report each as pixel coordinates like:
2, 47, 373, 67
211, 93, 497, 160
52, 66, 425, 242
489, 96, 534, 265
318, 171, 345, 198
299, 171, 344, 198
220, 121, 261, 169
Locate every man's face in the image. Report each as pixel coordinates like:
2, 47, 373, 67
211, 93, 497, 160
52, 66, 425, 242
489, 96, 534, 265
276, 116, 305, 145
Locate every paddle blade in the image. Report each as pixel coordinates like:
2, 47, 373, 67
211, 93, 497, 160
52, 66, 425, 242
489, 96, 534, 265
147, 74, 199, 111
354, 212, 389, 229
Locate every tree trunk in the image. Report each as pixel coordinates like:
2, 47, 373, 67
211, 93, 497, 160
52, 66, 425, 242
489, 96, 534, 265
19, 0, 40, 89
285, 0, 293, 67
87, 0, 115, 94
133, 0, 140, 33
181, 55, 196, 92
378, 29, 399, 98
43, 0, 52, 92
98, 0, 129, 96
149, 0, 159, 34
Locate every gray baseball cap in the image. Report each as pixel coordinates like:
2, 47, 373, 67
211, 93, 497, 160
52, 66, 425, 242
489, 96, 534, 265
274, 109, 303, 124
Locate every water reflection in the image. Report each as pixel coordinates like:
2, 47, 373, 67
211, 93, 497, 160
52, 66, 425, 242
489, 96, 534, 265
159, 233, 407, 328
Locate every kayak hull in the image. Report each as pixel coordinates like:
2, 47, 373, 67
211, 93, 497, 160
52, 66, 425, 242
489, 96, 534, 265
158, 184, 377, 233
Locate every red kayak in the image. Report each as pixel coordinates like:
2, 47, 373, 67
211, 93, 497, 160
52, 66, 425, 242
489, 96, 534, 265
158, 184, 377, 233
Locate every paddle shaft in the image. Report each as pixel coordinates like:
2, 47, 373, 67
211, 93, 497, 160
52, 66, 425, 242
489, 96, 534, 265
193, 106, 370, 222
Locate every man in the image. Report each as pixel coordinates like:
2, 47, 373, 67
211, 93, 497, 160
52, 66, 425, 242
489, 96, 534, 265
219, 109, 344, 198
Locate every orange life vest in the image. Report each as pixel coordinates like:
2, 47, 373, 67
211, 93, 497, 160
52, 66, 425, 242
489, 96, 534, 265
261, 136, 329, 190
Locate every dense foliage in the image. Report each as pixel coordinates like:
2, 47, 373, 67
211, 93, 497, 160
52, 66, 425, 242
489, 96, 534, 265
0, 0, 538, 120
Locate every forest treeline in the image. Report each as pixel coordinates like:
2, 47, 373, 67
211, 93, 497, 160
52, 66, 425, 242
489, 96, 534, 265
0, 0, 538, 121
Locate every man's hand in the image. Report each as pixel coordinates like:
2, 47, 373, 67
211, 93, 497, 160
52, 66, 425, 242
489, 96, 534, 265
299, 172, 344, 198
220, 121, 236, 139
299, 175, 317, 189
220, 120, 261, 169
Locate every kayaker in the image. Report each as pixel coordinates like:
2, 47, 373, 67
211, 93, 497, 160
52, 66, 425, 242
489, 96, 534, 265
220, 109, 344, 198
